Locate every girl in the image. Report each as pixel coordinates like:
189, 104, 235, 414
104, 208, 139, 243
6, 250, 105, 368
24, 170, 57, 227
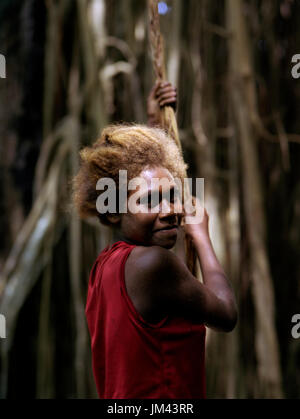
73, 82, 237, 399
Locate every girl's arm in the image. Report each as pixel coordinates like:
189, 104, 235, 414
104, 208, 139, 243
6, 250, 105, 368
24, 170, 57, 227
183, 207, 238, 330
184, 206, 236, 310
127, 209, 238, 332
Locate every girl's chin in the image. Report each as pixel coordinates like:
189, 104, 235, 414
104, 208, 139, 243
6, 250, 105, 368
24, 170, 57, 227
153, 237, 177, 249
123, 235, 177, 249
161, 242, 176, 249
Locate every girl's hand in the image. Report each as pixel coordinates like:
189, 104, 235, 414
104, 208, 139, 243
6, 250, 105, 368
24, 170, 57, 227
147, 81, 177, 126
182, 196, 209, 242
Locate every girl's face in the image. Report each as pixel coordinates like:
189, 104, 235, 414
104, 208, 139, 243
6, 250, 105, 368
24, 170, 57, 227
119, 166, 183, 249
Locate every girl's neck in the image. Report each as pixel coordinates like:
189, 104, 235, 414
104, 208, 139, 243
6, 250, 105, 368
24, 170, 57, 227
113, 228, 137, 246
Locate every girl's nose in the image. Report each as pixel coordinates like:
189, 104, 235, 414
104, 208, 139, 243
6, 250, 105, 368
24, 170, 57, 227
159, 200, 178, 222
160, 198, 172, 215
158, 212, 178, 226
159, 197, 183, 217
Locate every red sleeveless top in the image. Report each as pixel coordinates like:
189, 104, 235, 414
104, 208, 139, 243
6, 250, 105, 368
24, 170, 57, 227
85, 241, 206, 399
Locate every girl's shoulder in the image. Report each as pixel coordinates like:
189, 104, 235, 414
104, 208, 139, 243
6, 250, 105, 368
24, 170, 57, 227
124, 245, 175, 323
126, 244, 173, 269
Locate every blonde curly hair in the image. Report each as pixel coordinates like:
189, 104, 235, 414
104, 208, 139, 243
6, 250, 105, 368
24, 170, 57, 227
73, 124, 187, 226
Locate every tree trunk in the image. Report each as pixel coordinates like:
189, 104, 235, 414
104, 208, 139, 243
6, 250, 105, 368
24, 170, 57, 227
227, 0, 283, 398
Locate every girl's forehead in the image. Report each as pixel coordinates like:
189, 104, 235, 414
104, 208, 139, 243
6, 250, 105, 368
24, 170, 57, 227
140, 166, 174, 183
134, 167, 177, 195
126, 166, 177, 198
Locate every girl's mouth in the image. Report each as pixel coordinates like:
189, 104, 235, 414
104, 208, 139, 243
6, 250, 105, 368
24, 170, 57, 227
154, 226, 178, 235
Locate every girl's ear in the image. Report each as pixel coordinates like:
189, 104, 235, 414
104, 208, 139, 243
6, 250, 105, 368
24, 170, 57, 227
107, 214, 121, 225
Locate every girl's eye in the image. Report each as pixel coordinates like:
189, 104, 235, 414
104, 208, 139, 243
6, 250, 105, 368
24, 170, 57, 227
162, 188, 179, 203
151, 192, 160, 207
139, 189, 179, 208
139, 196, 150, 206
173, 189, 180, 201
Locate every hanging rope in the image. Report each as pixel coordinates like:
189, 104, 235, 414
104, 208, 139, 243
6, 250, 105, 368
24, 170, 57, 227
147, 0, 197, 275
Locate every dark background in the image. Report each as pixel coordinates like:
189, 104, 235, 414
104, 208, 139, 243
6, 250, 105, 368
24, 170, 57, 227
0, 0, 300, 398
